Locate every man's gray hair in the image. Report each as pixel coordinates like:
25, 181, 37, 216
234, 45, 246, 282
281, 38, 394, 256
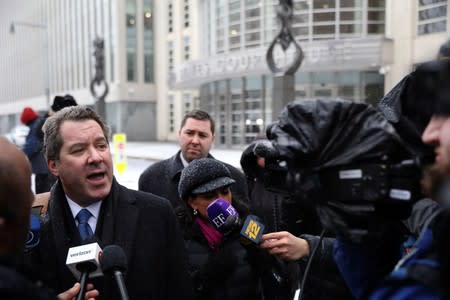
43, 106, 110, 161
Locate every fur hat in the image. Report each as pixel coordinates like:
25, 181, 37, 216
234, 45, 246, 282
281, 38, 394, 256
20, 107, 38, 125
178, 158, 235, 201
51, 94, 78, 112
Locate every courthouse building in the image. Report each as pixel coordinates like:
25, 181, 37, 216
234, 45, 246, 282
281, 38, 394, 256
0, 0, 449, 145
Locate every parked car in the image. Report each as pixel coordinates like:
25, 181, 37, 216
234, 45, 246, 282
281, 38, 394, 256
4, 125, 30, 148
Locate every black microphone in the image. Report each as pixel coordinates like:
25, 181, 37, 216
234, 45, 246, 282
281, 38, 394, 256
100, 245, 129, 300
65, 237, 103, 300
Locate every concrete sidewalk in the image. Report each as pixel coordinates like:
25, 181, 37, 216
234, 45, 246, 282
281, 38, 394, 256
123, 141, 246, 169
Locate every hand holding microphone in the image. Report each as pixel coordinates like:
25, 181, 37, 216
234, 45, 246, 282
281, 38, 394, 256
57, 282, 99, 300
260, 231, 310, 261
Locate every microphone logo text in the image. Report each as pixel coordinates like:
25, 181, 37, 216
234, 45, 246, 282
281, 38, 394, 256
70, 250, 92, 258
244, 220, 261, 241
211, 213, 226, 228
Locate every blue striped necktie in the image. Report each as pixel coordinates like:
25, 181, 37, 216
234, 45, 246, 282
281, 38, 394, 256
76, 209, 94, 240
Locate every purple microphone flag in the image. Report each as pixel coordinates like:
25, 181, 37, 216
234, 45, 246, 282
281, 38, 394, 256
207, 198, 239, 231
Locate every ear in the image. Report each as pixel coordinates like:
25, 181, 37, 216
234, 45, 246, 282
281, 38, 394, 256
187, 197, 196, 210
211, 134, 216, 143
47, 159, 59, 177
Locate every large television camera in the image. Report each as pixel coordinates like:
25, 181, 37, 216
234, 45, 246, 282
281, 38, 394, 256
255, 99, 427, 242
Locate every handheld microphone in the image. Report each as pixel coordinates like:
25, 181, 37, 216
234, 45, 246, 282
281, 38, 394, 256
206, 198, 239, 234
65, 237, 103, 300
239, 214, 265, 245
207, 199, 265, 244
207, 199, 284, 289
100, 245, 129, 300
25, 215, 40, 251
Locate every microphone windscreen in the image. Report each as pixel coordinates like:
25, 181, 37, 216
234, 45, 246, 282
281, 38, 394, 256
207, 198, 239, 233
101, 245, 128, 274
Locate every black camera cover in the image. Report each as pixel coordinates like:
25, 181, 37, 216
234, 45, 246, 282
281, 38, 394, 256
265, 99, 419, 242
266, 98, 411, 170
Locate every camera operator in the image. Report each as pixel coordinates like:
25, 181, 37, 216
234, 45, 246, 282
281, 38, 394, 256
257, 92, 435, 300
334, 42, 450, 299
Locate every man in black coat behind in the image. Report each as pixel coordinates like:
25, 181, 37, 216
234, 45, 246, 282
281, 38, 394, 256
139, 109, 248, 208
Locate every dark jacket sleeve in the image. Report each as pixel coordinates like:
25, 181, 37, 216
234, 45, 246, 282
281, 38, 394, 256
299, 234, 354, 300
333, 231, 404, 300
300, 234, 336, 272
162, 200, 195, 300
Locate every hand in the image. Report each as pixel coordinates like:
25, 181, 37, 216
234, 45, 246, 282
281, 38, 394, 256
57, 283, 100, 300
253, 140, 279, 159
260, 231, 310, 261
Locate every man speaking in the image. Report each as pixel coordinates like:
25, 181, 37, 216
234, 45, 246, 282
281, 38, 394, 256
27, 106, 193, 300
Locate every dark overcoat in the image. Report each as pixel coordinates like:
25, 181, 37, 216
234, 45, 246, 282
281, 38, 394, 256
27, 179, 193, 300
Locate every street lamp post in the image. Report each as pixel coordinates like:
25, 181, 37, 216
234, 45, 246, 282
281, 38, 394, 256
10, 21, 51, 110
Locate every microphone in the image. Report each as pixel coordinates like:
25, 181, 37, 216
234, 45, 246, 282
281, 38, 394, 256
207, 198, 265, 244
65, 237, 103, 300
25, 215, 40, 251
207, 199, 285, 288
206, 198, 239, 234
100, 245, 129, 300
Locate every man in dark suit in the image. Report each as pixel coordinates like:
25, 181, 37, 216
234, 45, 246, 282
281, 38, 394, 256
27, 106, 193, 300
138, 109, 248, 208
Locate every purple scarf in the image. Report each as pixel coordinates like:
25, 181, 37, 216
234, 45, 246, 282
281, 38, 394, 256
195, 217, 223, 251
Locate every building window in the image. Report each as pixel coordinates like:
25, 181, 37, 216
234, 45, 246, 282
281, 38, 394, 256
363, 71, 384, 106
143, 0, 154, 83
184, 0, 190, 27
168, 2, 173, 33
169, 95, 175, 132
367, 0, 385, 34
183, 93, 191, 114
126, 0, 137, 82
245, 7, 260, 18
184, 36, 190, 61
417, 0, 447, 35
313, 0, 336, 9
168, 41, 174, 70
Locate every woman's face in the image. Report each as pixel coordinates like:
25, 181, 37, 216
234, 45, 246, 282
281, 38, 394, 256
187, 186, 232, 220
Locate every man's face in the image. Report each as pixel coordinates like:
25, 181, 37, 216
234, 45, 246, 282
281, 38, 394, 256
422, 115, 450, 167
48, 120, 113, 206
179, 118, 215, 162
